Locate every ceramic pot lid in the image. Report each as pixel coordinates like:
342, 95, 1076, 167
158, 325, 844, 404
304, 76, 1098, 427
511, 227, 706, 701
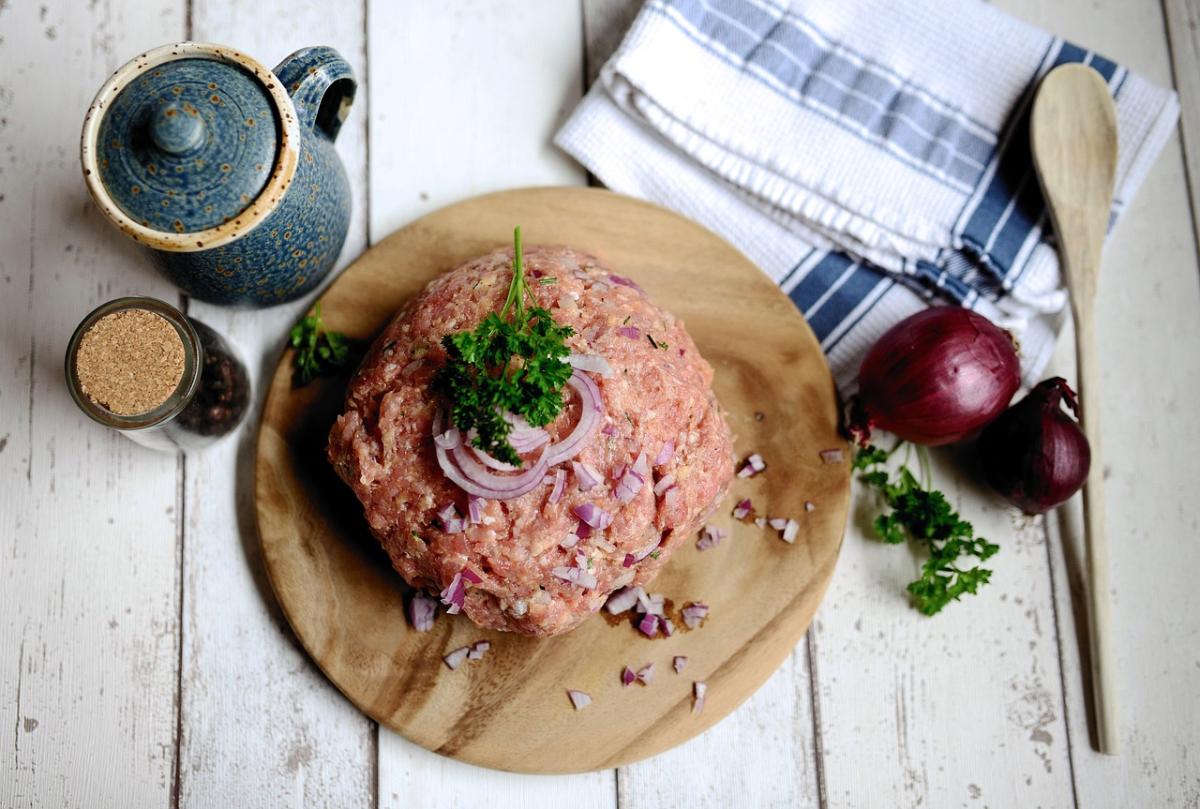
82, 43, 301, 252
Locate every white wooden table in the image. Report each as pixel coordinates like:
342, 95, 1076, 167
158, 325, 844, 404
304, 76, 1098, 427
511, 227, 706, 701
3, 1, 1199, 806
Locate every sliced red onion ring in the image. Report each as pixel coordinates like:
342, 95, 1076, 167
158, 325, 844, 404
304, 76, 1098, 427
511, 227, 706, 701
617, 325, 640, 340
820, 448, 845, 464
572, 461, 602, 491
544, 371, 604, 466
434, 428, 461, 450
636, 663, 655, 684
653, 474, 676, 496
654, 440, 675, 466
605, 586, 642, 614
621, 666, 636, 686
443, 646, 470, 670
434, 410, 551, 499
567, 689, 592, 710
782, 519, 800, 544
692, 681, 706, 714
673, 655, 688, 674
469, 444, 518, 472
407, 592, 438, 632
548, 469, 567, 504
637, 613, 659, 638
681, 602, 709, 629
467, 640, 491, 660
567, 353, 614, 378
737, 453, 766, 478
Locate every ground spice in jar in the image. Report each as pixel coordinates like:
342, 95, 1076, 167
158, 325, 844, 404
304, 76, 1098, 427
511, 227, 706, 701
74, 310, 185, 415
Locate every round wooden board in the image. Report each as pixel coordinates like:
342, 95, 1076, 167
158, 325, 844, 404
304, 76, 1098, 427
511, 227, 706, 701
255, 187, 849, 774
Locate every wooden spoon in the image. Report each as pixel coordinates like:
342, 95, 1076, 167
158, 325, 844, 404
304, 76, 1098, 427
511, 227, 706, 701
1030, 63, 1120, 755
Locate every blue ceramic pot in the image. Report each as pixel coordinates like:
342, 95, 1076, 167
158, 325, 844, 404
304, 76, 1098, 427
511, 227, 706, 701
81, 42, 356, 307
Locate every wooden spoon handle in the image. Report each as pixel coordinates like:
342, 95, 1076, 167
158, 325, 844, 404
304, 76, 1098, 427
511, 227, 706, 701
1073, 305, 1119, 755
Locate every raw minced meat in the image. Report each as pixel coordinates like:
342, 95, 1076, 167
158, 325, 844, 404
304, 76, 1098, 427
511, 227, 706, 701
328, 245, 734, 637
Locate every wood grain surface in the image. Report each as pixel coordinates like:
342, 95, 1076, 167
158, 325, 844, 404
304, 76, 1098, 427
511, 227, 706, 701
254, 186, 850, 773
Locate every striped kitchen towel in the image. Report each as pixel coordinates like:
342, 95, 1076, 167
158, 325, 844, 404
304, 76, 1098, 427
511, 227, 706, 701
555, 0, 1178, 392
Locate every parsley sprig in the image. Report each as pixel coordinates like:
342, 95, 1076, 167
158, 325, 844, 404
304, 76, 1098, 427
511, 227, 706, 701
854, 443, 999, 615
433, 227, 574, 466
290, 302, 349, 385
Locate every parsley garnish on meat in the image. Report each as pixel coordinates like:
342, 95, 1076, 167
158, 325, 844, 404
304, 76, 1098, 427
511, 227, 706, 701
290, 302, 349, 385
433, 227, 575, 466
854, 443, 999, 615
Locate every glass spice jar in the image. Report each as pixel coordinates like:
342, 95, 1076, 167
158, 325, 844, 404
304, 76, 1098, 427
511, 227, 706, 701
65, 296, 251, 451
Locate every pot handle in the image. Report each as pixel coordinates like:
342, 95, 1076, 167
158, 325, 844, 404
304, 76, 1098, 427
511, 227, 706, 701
273, 46, 356, 143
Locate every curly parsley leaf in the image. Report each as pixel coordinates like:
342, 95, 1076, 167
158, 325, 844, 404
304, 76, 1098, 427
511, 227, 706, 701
432, 227, 575, 466
290, 301, 350, 385
855, 444, 999, 616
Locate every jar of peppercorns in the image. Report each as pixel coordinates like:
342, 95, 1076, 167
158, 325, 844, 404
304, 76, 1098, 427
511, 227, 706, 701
65, 296, 251, 451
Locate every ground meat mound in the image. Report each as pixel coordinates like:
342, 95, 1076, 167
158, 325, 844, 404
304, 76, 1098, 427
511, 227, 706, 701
328, 245, 734, 637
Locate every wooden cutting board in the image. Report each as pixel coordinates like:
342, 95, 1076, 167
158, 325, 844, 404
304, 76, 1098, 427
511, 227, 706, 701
255, 186, 850, 773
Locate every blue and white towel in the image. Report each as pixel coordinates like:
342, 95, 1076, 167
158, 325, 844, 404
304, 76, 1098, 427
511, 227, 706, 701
555, 0, 1179, 392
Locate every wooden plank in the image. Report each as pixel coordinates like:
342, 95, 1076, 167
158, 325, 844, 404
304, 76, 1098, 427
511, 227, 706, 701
1164, 0, 1200, 260
178, 1, 375, 806
0, 1, 186, 807
366, 2, 610, 803
1033, 1, 1200, 803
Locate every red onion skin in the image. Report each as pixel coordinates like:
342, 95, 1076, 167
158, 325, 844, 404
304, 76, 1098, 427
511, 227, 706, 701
979, 377, 1091, 514
853, 308, 1021, 446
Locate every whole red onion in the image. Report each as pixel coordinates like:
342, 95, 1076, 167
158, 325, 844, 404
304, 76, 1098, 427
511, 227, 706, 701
978, 377, 1091, 514
851, 308, 1021, 446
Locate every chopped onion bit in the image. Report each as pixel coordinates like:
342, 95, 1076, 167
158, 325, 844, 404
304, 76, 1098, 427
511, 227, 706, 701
692, 681, 707, 715
654, 439, 675, 466
819, 448, 845, 464
681, 602, 709, 629
673, 655, 688, 674
737, 453, 767, 478
407, 592, 438, 632
782, 519, 800, 544
567, 689, 592, 711
732, 498, 753, 520
696, 524, 727, 551
443, 646, 470, 670
467, 640, 491, 661
621, 666, 636, 687
605, 586, 643, 614
805, 501, 816, 512
636, 663, 655, 685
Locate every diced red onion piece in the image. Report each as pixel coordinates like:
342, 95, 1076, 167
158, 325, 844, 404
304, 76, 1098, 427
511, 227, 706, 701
621, 666, 636, 686
805, 501, 816, 512
572, 461, 602, 491
567, 353, 614, 378
544, 371, 604, 466
696, 524, 726, 551
636, 663, 655, 684
660, 617, 674, 637
754, 517, 767, 529
692, 682, 707, 714
601, 424, 616, 437
572, 502, 609, 529
576, 520, 593, 539
434, 428, 461, 450
653, 474, 676, 496
782, 519, 800, 543
467, 496, 485, 524
610, 463, 626, 481
460, 568, 482, 584
820, 448, 845, 464
622, 553, 635, 568
443, 646, 470, 670
552, 566, 580, 583
605, 586, 642, 614
467, 640, 491, 660
637, 613, 660, 638
614, 466, 645, 503
567, 689, 592, 710
548, 469, 567, 504
732, 498, 752, 520
673, 655, 688, 674
576, 570, 598, 590
737, 453, 766, 478
407, 592, 438, 632
440, 572, 465, 614
617, 325, 640, 339
681, 602, 709, 629
654, 440, 675, 466
560, 534, 580, 550
632, 451, 650, 479
768, 517, 788, 530
592, 537, 616, 553
608, 274, 643, 291
664, 487, 679, 509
